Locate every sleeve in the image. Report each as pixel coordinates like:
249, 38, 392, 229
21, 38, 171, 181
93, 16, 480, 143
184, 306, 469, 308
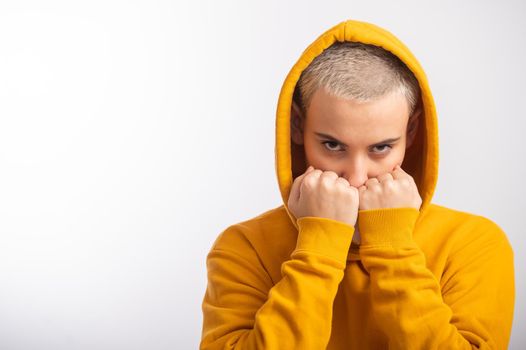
357, 207, 515, 350
200, 217, 355, 349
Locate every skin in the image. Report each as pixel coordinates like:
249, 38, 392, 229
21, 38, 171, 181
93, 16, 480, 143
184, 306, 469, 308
288, 87, 422, 227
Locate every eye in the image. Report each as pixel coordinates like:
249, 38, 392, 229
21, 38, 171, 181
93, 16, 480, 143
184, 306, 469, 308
322, 141, 344, 152
371, 144, 393, 154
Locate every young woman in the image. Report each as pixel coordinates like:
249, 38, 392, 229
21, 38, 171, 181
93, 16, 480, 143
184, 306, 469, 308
200, 19, 514, 349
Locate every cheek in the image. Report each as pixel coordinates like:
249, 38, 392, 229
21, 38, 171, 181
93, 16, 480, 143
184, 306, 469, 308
369, 148, 406, 176
382, 147, 406, 171
303, 140, 335, 169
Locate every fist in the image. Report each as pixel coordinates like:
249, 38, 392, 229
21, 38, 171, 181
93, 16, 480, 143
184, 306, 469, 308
358, 165, 422, 210
288, 165, 360, 227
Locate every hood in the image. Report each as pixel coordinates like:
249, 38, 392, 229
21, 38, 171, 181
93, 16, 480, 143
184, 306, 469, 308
275, 19, 439, 230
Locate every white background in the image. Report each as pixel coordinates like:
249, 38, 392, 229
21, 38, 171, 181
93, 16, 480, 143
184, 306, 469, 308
0, 0, 524, 349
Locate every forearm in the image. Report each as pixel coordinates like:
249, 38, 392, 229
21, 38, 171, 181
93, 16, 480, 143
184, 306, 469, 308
358, 208, 513, 349
201, 217, 354, 349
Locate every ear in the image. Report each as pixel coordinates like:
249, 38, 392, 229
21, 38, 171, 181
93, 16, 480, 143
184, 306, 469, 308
290, 101, 305, 145
406, 105, 421, 149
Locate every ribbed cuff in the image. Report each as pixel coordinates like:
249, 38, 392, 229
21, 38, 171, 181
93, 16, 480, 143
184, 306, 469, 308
358, 207, 419, 247
295, 217, 355, 264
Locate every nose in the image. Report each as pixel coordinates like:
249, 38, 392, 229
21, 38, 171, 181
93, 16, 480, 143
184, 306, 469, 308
342, 159, 368, 188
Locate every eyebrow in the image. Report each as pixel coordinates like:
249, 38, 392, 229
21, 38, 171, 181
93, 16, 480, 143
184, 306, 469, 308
314, 132, 401, 147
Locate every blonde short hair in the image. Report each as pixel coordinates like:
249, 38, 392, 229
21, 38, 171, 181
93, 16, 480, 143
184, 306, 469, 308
293, 41, 421, 117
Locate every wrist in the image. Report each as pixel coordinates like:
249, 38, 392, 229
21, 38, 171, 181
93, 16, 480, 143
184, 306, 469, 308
357, 207, 419, 246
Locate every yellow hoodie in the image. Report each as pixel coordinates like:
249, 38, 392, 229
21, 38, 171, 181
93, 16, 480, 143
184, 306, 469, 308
200, 19, 515, 349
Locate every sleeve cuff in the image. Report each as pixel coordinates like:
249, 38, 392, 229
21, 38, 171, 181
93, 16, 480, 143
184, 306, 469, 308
295, 216, 355, 264
358, 207, 419, 247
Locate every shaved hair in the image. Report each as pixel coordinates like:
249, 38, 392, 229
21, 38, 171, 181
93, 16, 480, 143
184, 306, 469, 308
293, 41, 421, 117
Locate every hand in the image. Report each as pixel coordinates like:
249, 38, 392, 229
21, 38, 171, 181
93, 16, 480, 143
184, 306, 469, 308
358, 165, 422, 210
288, 165, 360, 227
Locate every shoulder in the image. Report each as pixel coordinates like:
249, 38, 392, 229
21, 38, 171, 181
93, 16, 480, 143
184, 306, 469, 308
207, 205, 298, 284
422, 203, 513, 255
210, 205, 294, 251
426, 205, 515, 317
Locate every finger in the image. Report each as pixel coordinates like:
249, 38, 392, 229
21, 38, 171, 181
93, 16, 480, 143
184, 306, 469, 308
320, 170, 339, 181
365, 177, 379, 187
309, 168, 322, 180
290, 165, 321, 202
392, 164, 409, 180
289, 168, 312, 202
377, 172, 394, 183
358, 185, 367, 194
335, 177, 350, 186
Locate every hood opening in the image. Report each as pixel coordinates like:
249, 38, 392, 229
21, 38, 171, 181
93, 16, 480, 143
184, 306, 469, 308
276, 19, 439, 230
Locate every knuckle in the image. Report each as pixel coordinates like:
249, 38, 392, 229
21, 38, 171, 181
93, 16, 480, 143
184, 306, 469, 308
383, 180, 396, 190
365, 180, 375, 187
320, 177, 333, 190
336, 177, 350, 186
378, 174, 392, 182
349, 187, 359, 198
301, 176, 316, 189
371, 185, 382, 193
321, 170, 338, 178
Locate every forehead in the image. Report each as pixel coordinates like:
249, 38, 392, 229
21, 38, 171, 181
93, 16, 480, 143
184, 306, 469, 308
306, 88, 409, 139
